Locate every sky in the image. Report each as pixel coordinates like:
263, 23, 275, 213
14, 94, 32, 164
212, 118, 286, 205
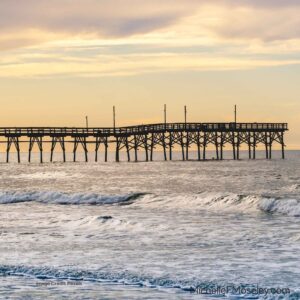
0, 0, 299, 148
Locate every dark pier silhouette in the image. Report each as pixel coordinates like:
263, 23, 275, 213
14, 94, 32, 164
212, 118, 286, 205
0, 122, 288, 163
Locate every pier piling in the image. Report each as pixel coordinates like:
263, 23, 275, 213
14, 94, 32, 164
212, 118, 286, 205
1, 123, 288, 163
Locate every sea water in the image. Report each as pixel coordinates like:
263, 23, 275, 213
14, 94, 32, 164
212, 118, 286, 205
0, 151, 299, 299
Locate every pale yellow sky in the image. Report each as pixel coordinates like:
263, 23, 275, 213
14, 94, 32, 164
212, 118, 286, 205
0, 0, 299, 148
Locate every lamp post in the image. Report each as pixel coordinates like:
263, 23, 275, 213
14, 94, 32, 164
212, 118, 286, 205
234, 105, 237, 123
164, 104, 167, 129
113, 106, 116, 131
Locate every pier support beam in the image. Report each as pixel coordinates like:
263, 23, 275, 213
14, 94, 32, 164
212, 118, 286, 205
236, 134, 240, 160
265, 132, 269, 159
203, 134, 207, 160
115, 137, 120, 162
169, 133, 173, 161
162, 133, 167, 161
50, 137, 66, 162
232, 133, 236, 160
281, 132, 285, 159
126, 137, 131, 162
28, 136, 43, 163
220, 133, 224, 160
186, 133, 189, 161
95, 138, 100, 162
105, 139, 108, 162
6, 136, 20, 163
215, 134, 219, 160
150, 134, 154, 161
0, 123, 288, 163
134, 135, 138, 162
248, 134, 252, 159
144, 134, 148, 162
181, 132, 185, 161
73, 136, 88, 162
269, 132, 274, 160
95, 136, 109, 162
197, 132, 201, 161
253, 134, 256, 160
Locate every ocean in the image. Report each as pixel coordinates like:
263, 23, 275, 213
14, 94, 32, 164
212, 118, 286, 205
0, 150, 299, 299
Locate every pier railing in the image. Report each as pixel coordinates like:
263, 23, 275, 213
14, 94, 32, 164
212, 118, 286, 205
0, 122, 288, 163
0, 123, 288, 136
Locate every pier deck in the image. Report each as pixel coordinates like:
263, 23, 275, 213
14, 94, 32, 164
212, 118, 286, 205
0, 122, 288, 163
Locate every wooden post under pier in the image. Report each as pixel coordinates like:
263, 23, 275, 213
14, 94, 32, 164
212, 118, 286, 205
281, 132, 285, 159
181, 132, 185, 161
197, 132, 201, 161
73, 136, 88, 162
50, 136, 66, 162
28, 136, 43, 163
162, 133, 167, 161
248, 134, 252, 159
0, 123, 288, 163
265, 132, 269, 159
6, 136, 21, 163
169, 133, 173, 161
232, 133, 236, 160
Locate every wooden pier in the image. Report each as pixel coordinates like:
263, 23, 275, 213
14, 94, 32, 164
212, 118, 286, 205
0, 122, 288, 163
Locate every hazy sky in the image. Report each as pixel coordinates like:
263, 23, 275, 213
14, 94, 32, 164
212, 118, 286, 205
0, 0, 299, 147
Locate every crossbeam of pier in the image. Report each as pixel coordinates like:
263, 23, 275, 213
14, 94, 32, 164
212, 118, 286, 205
0, 122, 288, 163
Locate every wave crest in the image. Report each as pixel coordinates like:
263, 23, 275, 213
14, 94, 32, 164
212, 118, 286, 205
140, 192, 300, 217
0, 190, 299, 217
1, 264, 298, 298
0, 191, 145, 205
258, 198, 300, 217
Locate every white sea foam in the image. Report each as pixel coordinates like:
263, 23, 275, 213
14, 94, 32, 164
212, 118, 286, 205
63, 215, 145, 232
1, 264, 299, 299
0, 191, 144, 205
197, 193, 300, 217
137, 192, 300, 217
8, 171, 73, 180
0, 190, 299, 217
258, 198, 300, 217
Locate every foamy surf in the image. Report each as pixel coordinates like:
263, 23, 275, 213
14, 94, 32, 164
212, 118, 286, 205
0, 264, 298, 299
138, 192, 300, 217
63, 215, 145, 232
0, 190, 299, 217
1, 153, 299, 299
0, 191, 145, 205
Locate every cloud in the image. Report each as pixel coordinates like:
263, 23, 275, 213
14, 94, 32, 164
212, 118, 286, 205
0, 0, 200, 37
207, 5, 300, 41
1, 46, 299, 78
226, 0, 300, 8
0, 0, 300, 78
0, 0, 204, 50
0, 0, 300, 51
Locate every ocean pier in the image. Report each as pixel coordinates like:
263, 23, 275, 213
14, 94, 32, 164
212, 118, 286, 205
0, 122, 288, 163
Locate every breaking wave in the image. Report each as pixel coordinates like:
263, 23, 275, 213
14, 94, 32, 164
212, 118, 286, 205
140, 192, 300, 217
258, 198, 300, 217
0, 191, 145, 205
0, 190, 299, 216
199, 193, 300, 217
0, 265, 298, 299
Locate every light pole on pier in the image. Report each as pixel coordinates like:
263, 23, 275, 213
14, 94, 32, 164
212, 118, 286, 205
85, 116, 89, 128
234, 105, 237, 123
113, 106, 116, 131
184, 105, 187, 125
164, 104, 167, 128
